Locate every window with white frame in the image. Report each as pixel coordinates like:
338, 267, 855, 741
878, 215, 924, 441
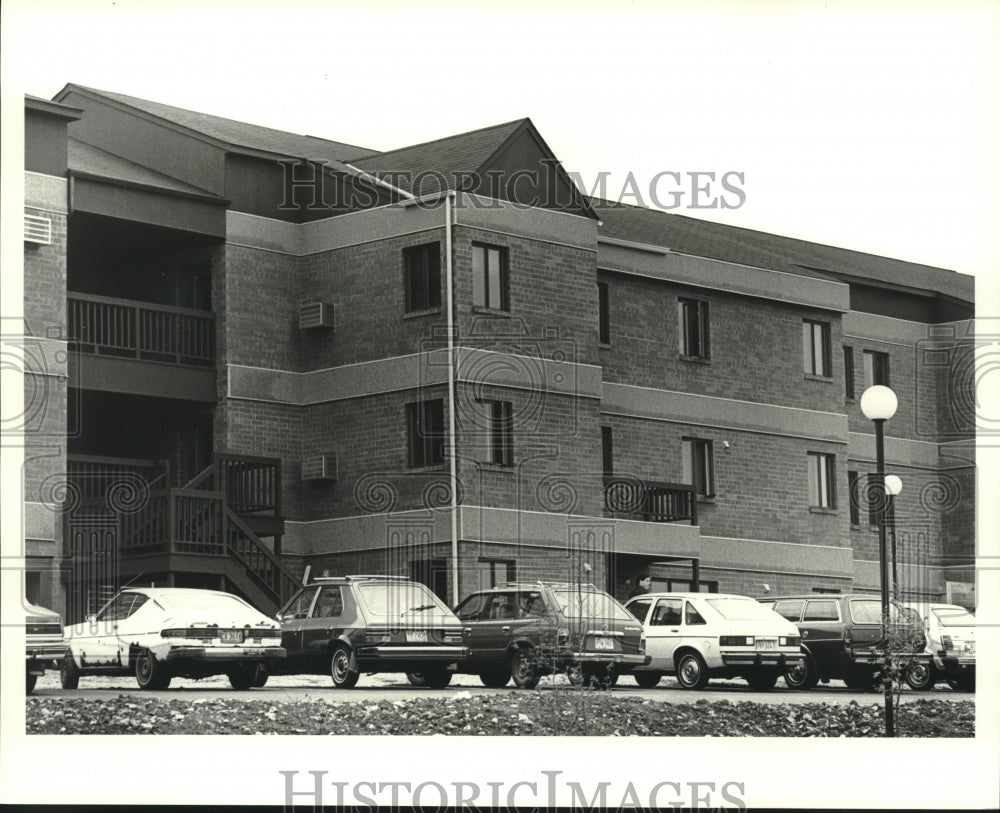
678, 298, 710, 359
472, 243, 509, 311
682, 437, 715, 497
802, 320, 831, 377
807, 452, 836, 509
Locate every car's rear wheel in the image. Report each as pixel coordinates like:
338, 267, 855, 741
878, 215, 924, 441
134, 649, 171, 690
330, 646, 359, 689
675, 651, 709, 690
633, 671, 662, 689
784, 659, 820, 690
26, 672, 37, 694
60, 655, 80, 690
904, 661, 937, 691
509, 646, 540, 689
227, 663, 257, 690
479, 669, 511, 688
746, 670, 779, 692
405, 669, 452, 688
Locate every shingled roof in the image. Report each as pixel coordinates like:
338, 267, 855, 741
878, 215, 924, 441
592, 200, 973, 305
351, 119, 527, 192
55, 84, 380, 165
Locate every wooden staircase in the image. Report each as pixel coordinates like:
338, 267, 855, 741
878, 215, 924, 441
66, 454, 300, 615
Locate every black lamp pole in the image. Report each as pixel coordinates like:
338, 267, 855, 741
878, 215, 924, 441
873, 417, 895, 737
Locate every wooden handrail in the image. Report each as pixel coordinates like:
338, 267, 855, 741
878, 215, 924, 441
68, 291, 214, 319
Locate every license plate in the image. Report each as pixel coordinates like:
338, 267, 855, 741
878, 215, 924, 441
220, 630, 243, 643
756, 639, 776, 651
965, 641, 975, 654
594, 637, 614, 650
406, 631, 428, 643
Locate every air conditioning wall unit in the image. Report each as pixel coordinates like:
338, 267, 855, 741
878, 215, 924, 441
302, 452, 338, 482
24, 215, 53, 245
299, 302, 334, 330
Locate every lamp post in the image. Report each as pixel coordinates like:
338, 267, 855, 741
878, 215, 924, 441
884, 474, 903, 601
860, 385, 898, 738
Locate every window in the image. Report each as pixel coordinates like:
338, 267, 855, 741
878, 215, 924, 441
665, 578, 718, 593
313, 586, 344, 618
406, 399, 445, 467
678, 298, 710, 359
843, 346, 855, 399
802, 320, 831, 377
773, 599, 804, 622
863, 350, 890, 388
601, 426, 613, 476
651, 598, 683, 626
472, 243, 509, 311
97, 592, 148, 622
807, 452, 836, 509
627, 598, 652, 621
682, 438, 715, 497
479, 399, 513, 466
802, 599, 840, 622
597, 281, 610, 345
404, 243, 441, 312
685, 602, 707, 625
477, 558, 515, 588
848, 470, 860, 525
282, 588, 318, 620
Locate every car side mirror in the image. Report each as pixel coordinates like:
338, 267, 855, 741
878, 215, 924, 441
86, 614, 96, 623
275, 613, 283, 623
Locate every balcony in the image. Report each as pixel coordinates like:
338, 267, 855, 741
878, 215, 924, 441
68, 293, 216, 401
68, 293, 214, 366
604, 476, 698, 525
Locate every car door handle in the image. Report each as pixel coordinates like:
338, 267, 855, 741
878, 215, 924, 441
502, 626, 511, 633
670, 629, 679, 633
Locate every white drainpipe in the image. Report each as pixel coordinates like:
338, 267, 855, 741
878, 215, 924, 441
445, 191, 460, 605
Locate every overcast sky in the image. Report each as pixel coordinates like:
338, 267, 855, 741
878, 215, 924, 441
3, 0, 998, 284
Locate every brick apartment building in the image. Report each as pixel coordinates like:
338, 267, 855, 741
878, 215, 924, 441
19, 86, 976, 622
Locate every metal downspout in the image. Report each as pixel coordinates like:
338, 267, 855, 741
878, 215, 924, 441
445, 192, 460, 605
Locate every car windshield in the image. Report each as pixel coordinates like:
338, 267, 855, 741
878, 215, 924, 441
551, 589, 632, 621
357, 581, 450, 617
706, 597, 779, 620
933, 607, 975, 627
159, 592, 253, 613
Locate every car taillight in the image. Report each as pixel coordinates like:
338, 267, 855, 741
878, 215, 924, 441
941, 635, 954, 651
557, 627, 570, 646
719, 636, 754, 646
780, 636, 800, 647
638, 635, 646, 655
442, 630, 463, 644
161, 629, 189, 638
364, 631, 391, 644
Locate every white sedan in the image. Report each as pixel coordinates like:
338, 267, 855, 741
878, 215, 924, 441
624, 592, 804, 690
61, 587, 285, 690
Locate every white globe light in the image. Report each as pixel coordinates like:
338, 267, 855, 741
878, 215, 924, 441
860, 385, 898, 421
884, 474, 903, 496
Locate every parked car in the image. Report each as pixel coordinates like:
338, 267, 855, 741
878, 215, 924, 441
451, 581, 648, 689
267, 575, 467, 688
26, 602, 68, 694
900, 602, 975, 691
624, 592, 803, 690
759, 593, 925, 691
60, 587, 285, 690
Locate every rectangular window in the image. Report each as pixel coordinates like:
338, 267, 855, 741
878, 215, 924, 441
681, 438, 715, 497
472, 244, 509, 311
843, 347, 855, 400
406, 399, 445, 467
802, 320, 831, 377
863, 350, 890, 388
807, 452, 836, 509
598, 281, 610, 345
601, 426, 614, 476
404, 243, 442, 313
848, 470, 861, 526
480, 399, 513, 466
477, 558, 516, 589
679, 298, 710, 359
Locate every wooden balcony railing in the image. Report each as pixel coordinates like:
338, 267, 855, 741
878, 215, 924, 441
66, 455, 169, 510
68, 292, 214, 367
604, 476, 698, 525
